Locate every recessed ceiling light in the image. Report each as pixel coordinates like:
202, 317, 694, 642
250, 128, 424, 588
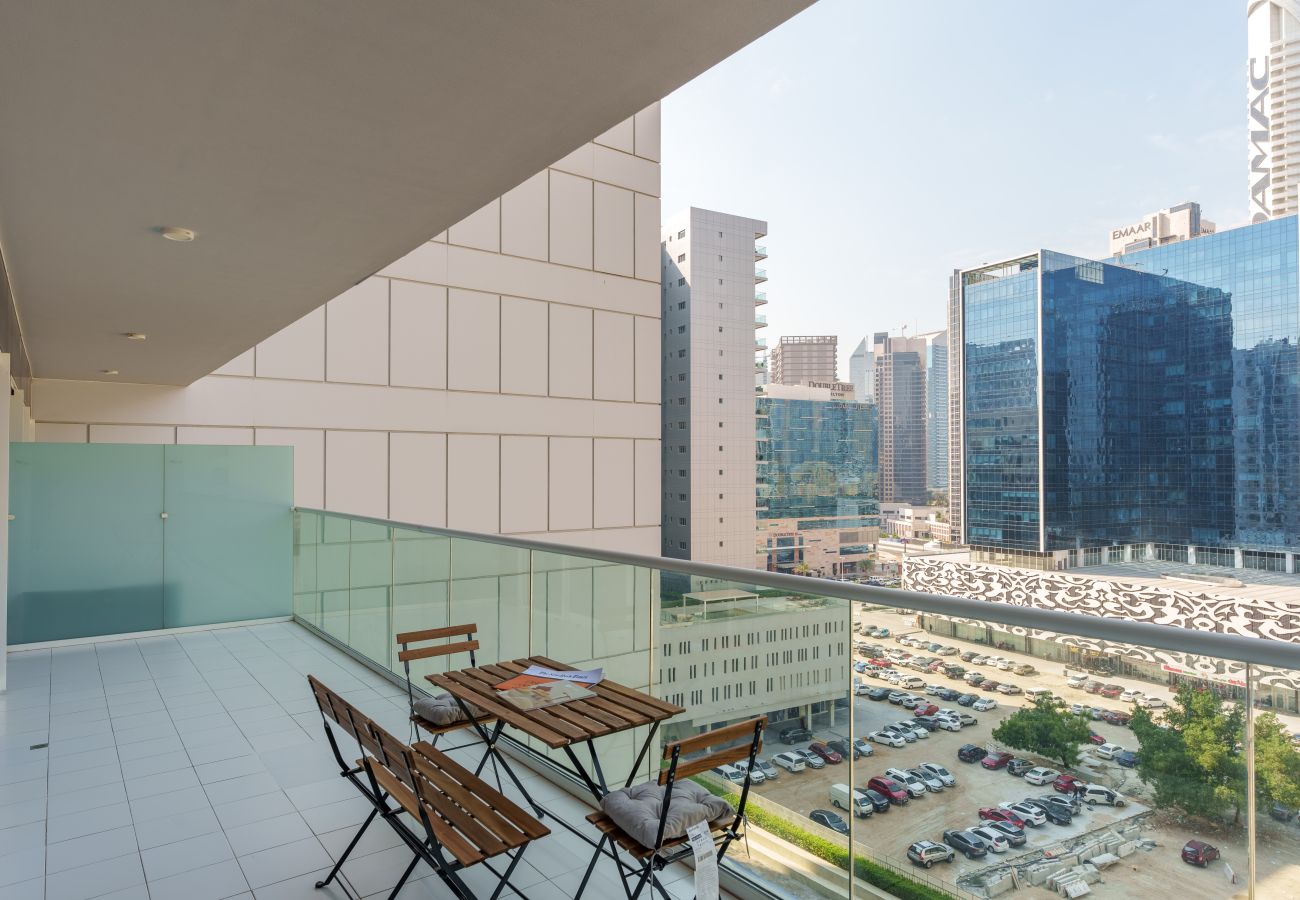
124, 332, 147, 341
159, 226, 196, 242
101, 369, 119, 375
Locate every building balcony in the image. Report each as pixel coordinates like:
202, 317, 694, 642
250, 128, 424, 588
755, 291, 768, 306
756, 336, 768, 350
755, 267, 768, 283
7, 500, 1300, 900
755, 244, 768, 260
755, 313, 768, 328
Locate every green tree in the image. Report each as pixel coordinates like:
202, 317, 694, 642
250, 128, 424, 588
1130, 685, 1247, 824
991, 695, 1093, 769
1255, 712, 1300, 809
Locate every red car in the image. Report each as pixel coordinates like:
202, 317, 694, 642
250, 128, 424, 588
914, 704, 939, 717
980, 680, 1001, 692
866, 776, 910, 805
1053, 774, 1085, 794
808, 742, 843, 764
1099, 684, 1123, 698
1102, 710, 1131, 726
869, 658, 891, 668
978, 807, 1026, 828
981, 751, 1014, 770
1087, 732, 1106, 745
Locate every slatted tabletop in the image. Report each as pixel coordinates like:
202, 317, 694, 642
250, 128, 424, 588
426, 655, 684, 749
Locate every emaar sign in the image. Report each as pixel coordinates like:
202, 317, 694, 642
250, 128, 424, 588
1247, 1, 1276, 223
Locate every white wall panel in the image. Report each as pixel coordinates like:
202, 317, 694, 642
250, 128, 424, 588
447, 289, 500, 393
34, 423, 87, 443
257, 307, 325, 381
595, 116, 634, 154
448, 199, 500, 253
500, 435, 548, 534
447, 434, 499, 533
501, 172, 548, 261
634, 439, 660, 527
548, 171, 592, 270
389, 432, 446, 527
177, 426, 253, 445
89, 425, 175, 444
634, 316, 660, 404
594, 184, 634, 277
390, 281, 447, 389
256, 428, 325, 508
549, 305, 592, 399
634, 194, 660, 282
213, 348, 254, 377
500, 297, 548, 396
593, 311, 633, 402
549, 437, 592, 532
634, 103, 661, 162
327, 278, 389, 385
325, 430, 387, 517
594, 438, 634, 528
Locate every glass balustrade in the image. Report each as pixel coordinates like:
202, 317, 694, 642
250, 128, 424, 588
292, 508, 1300, 899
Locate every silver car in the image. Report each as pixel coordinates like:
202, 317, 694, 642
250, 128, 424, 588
908, 767, 945, 792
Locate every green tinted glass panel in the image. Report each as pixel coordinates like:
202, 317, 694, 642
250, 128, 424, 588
9, 443, 165, 643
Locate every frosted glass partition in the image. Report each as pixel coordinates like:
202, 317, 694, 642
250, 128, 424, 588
8, 442, 292, 644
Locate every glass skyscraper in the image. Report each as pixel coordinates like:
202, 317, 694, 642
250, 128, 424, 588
956, 216, 1300, 563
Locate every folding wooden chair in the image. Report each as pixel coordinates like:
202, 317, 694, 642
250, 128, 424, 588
578, 716, 767, 900
395, 624, 495, 747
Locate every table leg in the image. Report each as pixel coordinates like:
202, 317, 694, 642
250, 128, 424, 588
449, 695, 544, 817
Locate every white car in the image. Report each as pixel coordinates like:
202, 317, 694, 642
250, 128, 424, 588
908, 767, 945, 792
925, 683, 947, 696
793, 749, 825, 770
868, 730, 906, 748
968, 826, 1010, 853
996, 683, 1022, 695
892, 721, 929, 740
1140, 696, 1168, 709
972, 697, 999, 712
1069, 703, 1089, 716
1066, 675, 1088, 689
936, 646, 959, 656
1079, 784, 1127, 807
1119, 689, 1144, 703
919, 762, 956, 787
932, 716, 962, 732
729, 761, 765, 784
882, 724, 918, 743
1023, 766, 1060, 785
901, 696, 928, 710
996, 659, 1015, 671
771, 752, 806, 773
1095, 742, 1124, 760
999, 801, 1046, 826
970, 655, 990, 666
885, 768, 929, 798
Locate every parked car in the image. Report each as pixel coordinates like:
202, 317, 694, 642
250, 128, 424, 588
935, 687, 962, 701
753, 757, 779, 780
884, 767, 929, 798
978, 807, 1026, 828
1181, 840, 1220, 867
969, 825, 1011, 853
1013, 663, 1037, 676
1052, 774, 1085, 794
1102, 710, 1132, 726
881, 724, 917, 743
779, 727, 814, 744
1099, 684, 1124, 699
1066, 674, 1088, 689
887, 690, 908, 704
829, 784, 874, 818
958, 744, 988, 763
996, 682, 1022, 695
1087, 731, 1106, 745
907, 840, 954, 869
1140, 696, 1168, 709
1032, 793, 1081, 816
860, 788, 892, 813
972, 697, 999, 712
995, 659, 1015, 672
892, 721, 929, 740
1115, 750, 1139, 768
929, 715, 962, 733
1023, 766, 1060, 785
901, 695, 928, 710
866, 687, 891, 701
866, 776, 910, 805
1095, 742, 1124, 760
1090, 707, 1106, 720
960, 651, 980, 662
942, 829, 989, 859
998, 801, 1046, 826
914, 703, 940, 717
908, 767, 946, 793
771, 752, 806, 773
957, 693, 979, 707
1269, 804, 1296, 823
1018, 798, 1071, 825
851, 738, 874, 760
912, 715, 940, 732
729, 761, 765, 784
853, 661, 868, 674
925, 683, 947, 696
1079, 784, 1127, 807
937, 646, 959, 657
1084, 680, 1104, 694
980, 680, 1001, 692
868, 730, 906, 748
919, 762, 956, 786
1006, 759, 1034, 777
1119, 689, 1144, 703
793, 749, 825, 770
980, 820, 1027, 846
825, 739, 851, 760
711, 764, 747, 785
956, 712, 978, 726
964, 672, 986, 686
1024, 687, 1053, 702
981, 752, 1014, 771
809, 809, 849, 835
1070, 703, 1090, 716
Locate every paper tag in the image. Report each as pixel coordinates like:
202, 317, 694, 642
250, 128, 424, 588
686, 821, 719, 900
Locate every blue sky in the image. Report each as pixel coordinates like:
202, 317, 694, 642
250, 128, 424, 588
660, 0, 1245, 376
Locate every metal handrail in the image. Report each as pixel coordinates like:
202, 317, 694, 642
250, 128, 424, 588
294, 508, 1300, 671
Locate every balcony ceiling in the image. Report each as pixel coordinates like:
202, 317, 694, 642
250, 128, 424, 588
0, 0, 813, 385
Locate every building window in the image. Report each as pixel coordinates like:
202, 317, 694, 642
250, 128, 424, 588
678, 230, 686, 239
677, 253, 686, 263
677, 277, 685, 286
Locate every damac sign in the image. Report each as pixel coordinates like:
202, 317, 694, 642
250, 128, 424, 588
1249, 53, 1271, 223
1111, 221, 1152, 242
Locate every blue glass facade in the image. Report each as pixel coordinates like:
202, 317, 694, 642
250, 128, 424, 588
756, 397, 878, 521
961, 217, 1300, 554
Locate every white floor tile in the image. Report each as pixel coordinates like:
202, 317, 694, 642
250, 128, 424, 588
141, 830, 235, 882
46, 851, 144, 900
224, 812, 315, 857
46, 824, 139, 874
146, 857, 250, 900
236, 835, 333, 889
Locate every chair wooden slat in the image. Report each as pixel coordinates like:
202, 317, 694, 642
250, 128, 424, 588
398, 639, 479, 663
364, 759, 485, 867
664, 717, 766, 759
395, 624, 477, 645
659, 745, 761, 784
411, 742, 549, 841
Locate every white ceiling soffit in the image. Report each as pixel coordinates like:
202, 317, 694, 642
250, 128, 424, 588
0, 0, 814, 385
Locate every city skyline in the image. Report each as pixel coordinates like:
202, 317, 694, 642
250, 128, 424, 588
661, 0, 1246, 377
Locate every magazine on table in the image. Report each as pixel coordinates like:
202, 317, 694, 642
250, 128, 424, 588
495, 679, 596, 711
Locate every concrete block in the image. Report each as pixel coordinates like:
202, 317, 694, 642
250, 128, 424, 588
1057, 853, 1080, 868
1103, 838, 1120, 855
986, 874, 1016, 897
1077, 864, 1101, 883
1063, 881, 1092, 898
1117, 840, 1137, 858
1029, 863, 1064, 886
